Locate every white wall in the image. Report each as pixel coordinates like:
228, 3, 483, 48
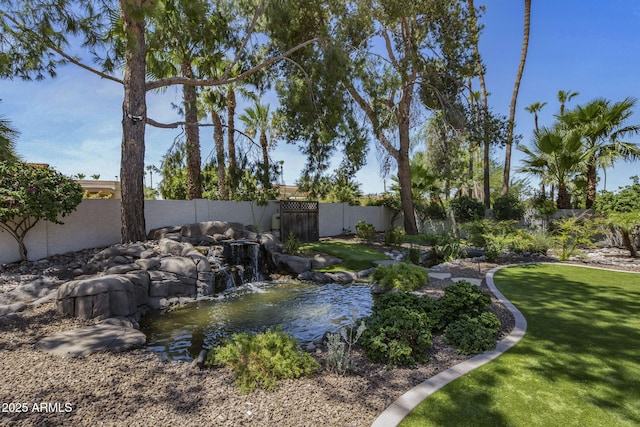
0, 199, 391, 264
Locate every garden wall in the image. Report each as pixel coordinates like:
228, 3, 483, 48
0, 200, 392, 264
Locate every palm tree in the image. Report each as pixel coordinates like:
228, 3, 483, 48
557, 89, 579, 116
525, 101, 547, 132
518, 127, 588, 209
559, 97, 640, 208
503, 0, 531, 196
240, 101, 274, 189
0, 104, 20, 163
199, 88, 228, 200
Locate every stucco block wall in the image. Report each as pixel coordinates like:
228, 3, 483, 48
0, 199, 390, 264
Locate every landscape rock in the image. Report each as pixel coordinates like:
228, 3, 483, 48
35, 323, 146, 357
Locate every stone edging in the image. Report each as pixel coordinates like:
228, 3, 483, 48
370, 265, 528, 427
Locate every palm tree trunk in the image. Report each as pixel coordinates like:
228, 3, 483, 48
469, 0, 491, 207
586, 156, 597, 209
502, 0, 531, 196
556, 182, 571, 209
211, 110, 227, 200
260, 132, 270, 188
227, 88, 237, 199
182, 61, 202, 200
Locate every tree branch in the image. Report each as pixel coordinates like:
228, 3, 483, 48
146, 37, 324, 91
0, 10, 123, 85
346, 84, 399, 161
222, 0, 266, 81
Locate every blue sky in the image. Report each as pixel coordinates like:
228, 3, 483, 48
2, 0, 640, 195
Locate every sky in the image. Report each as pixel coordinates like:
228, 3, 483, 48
2, 0, 640, 196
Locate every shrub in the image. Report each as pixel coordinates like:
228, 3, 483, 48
444, 312, 501, 355
423, 202, 447, 220
325, 318, 366, 375
407, 245, 421, 265
360, 291, 435, 367
372, 262, 429, 291
449, 195, 485, 223
206, 328, 320, 393
551, 216, 600, 261
433, 280, 492, 330
361, 304, 433, 367
0, 161, 83, 261
431, 232, 465, 261
492, 194, 525, 221
384, 226, 406, 246
285, 230, 300, 255
355, 220, 377, 242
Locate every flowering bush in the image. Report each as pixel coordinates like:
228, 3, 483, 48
0, 161, 83, 261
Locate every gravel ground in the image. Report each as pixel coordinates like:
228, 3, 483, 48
1, 242, 638, 427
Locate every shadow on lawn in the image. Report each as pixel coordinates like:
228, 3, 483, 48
496, 265, 640, 425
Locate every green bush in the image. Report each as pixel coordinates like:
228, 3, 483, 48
551, 216, 600, 261
444, 312, 501, 355
205, 328, 320, 393
433, 280, 492, 330
361, 304, 433, 367
464, 220, 494, 247
384, 226, 406, 246
423, 202, 447, 220
492, 194, 525, 221
432, 232, 465, 261
407, 246, 421, 265
285, 230, 300, 255
355, 220, 377, 242
372, 262, 429, 291
449, 195, 486, 223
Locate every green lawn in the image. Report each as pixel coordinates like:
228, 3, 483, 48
298, 241, 389, 272
400, 264, 640, 427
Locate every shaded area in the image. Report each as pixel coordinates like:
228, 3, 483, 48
400, 264, 640, 426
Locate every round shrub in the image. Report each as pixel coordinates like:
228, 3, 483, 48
449, 195, 485, 223
361, 304, 433, 367
433, 280, 492, 330
372, 262, 429, 291
444, 312, 501, 355
423, 202, 447, 220
355, 220, 377, 242
384, 226, 406, 246
206, 328, 320, 393
493, 194, 525, 221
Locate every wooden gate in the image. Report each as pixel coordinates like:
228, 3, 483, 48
280, 200, 319, 242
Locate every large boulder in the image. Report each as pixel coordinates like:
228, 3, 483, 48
57, 275, 140, 320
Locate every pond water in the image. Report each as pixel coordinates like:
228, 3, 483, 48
139, 281, 374, 361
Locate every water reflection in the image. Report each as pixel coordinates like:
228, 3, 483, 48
139, 281, 373, 361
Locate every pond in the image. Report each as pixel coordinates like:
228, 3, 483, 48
139, 281, 374, 361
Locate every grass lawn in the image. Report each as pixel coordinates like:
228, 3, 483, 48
400, 264, 640, 427
298, 241, 389, 272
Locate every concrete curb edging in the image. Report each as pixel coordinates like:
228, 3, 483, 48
371, 266, 528, 427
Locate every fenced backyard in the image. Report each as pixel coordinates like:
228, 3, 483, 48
0, 199, 394, 264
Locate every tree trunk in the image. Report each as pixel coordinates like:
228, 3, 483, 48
502, 0, 531, 196
182, 61, 202, 200
556, 182, 571, 209
227, 88, 237, 199
211, 110, 227, 200
260, 131, 270, 188
398, 93, 418, 235
585, 156, 597, 209
120, 0, 147, 243
469, 0, 491, 208
621, 230, 638, 258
